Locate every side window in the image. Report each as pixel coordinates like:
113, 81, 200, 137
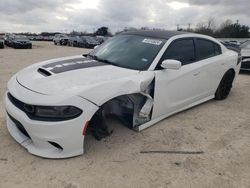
214, 43, 222, 55
161, 39, 195, 66
196, 38, 221, 60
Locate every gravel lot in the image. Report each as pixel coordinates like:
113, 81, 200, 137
0, 42, 249, 188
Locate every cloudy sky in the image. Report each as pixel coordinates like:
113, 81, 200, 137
0, 0, 249, 33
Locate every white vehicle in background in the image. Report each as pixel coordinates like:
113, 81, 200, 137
240, 40, 250, 71
5, 30, 241, 158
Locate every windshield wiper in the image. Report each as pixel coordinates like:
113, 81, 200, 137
86, 54, 98, 60
96, 58, 118, 67
85, 54, 118, 67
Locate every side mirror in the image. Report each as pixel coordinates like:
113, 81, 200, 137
161, 59, 182, 70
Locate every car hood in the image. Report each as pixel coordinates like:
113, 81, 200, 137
16, 55, 142, 96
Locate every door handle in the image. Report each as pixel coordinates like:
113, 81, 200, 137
193, 72, 200, 76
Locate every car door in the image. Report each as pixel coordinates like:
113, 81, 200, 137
152, 38, 211, 119
194, 38, 225, 94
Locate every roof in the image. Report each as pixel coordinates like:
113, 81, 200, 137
121, 30, 190, 40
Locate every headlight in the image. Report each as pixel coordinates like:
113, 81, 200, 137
26, 105, 82, 121
7, 92, 82, 121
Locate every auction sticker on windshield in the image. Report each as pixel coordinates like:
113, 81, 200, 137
142, 38, 162, 45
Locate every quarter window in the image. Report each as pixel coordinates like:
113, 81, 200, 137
161, 39, 195, 66
196, 38, 221, 60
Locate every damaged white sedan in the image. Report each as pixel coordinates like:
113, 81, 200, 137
5, 30, 241, 158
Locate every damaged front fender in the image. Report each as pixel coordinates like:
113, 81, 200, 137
78, 71, 155, 106
81, 71, 155, 139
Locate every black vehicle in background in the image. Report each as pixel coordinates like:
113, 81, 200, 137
4, 33, 15, 47
4, 34, 32, 49
78, 36, 100, 48
0, 36, 4, 49
12, 35, 32, 49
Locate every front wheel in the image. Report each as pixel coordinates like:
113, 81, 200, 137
215, 70, 235, 100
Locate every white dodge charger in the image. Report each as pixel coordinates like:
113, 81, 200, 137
5, 30, 241, 158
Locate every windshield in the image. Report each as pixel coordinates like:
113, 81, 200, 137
241, 41, 250, 49
89, 34, 166, 70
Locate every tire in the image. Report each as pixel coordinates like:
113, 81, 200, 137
54, 41, 57, 45
215, 70, 235, 100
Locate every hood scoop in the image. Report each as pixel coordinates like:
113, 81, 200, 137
37, 68, 52, 77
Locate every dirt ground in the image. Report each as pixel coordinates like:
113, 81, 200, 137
0, 42, 249, 188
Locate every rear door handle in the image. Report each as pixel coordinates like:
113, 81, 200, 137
193, 72, 200, 76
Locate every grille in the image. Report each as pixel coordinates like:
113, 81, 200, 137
7, 112, 31, 139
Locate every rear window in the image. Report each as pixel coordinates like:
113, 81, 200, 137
196, 38, 221, 60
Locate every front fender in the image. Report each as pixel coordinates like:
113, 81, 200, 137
78, 71, 155, 106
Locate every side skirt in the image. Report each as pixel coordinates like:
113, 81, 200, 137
135, 95, 214, 132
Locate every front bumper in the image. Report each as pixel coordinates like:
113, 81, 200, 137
13, 42, 32, 49
60, 39, 68, 45
5, 79, 98, 158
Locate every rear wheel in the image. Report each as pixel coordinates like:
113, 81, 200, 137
215, 70, 235, 100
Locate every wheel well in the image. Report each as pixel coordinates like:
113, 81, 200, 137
227, 68, 236, 82
228, 68, 235, 78
86, 92, 154, 140
85, 78, 155, 140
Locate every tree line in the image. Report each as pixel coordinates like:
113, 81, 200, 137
4, 19, 249, 38
181, 18, 250, 38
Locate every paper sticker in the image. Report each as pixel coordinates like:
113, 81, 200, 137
142, 38, 162, 45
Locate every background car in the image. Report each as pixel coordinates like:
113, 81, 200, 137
12, 35, 32, 49
95, 36, 105, 44
0, 36, 4, 49
53, 34, 69, 45
220, 41, 242, 67
240, 40, 250, 71
78, 36, 100, 48
4, 33, 15, 47
220, 40, 241, 54
67, 36, 82, 47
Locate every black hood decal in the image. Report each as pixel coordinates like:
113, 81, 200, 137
41, 58, 108, 74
